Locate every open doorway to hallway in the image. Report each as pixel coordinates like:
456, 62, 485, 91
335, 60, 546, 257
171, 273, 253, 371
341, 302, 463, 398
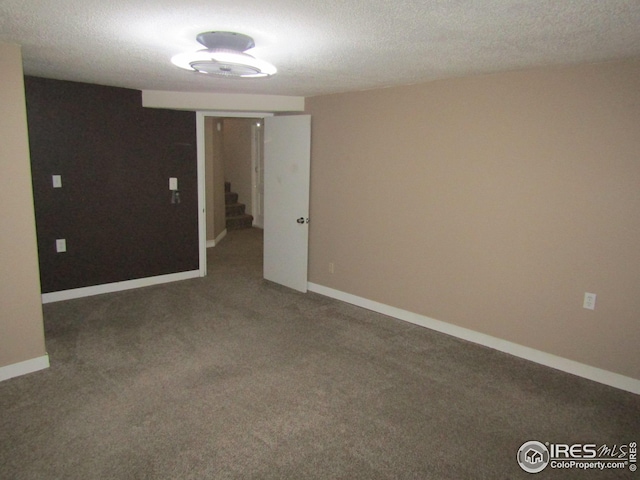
198, 113, 311, 292
204, 116, 264, 249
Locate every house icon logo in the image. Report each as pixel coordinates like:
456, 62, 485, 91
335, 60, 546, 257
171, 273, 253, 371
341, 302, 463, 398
518, 441, 550, 473
526, 449, 542, 463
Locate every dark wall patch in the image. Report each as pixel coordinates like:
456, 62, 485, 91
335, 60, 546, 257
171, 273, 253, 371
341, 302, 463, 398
25, 77, 199, 293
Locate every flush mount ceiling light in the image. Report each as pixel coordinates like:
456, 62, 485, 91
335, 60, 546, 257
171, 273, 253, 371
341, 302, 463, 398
171, 31, 277, 78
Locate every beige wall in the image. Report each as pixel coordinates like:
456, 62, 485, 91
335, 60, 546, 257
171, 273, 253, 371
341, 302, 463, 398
306, 58, 640, 380
223, 118, 255, 215
0, 43, 47, 370
205, 117, 226, 241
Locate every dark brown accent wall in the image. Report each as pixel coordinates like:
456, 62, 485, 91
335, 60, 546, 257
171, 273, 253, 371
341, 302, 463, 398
25, 77, 198, 293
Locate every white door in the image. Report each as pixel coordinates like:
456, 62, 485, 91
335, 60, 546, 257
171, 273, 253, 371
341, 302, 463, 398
263, 115, 311, 292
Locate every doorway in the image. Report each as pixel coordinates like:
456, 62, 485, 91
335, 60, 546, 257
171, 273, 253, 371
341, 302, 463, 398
196, 112, 311, 291
201, 114, 266, 252
221, 117, 264, 230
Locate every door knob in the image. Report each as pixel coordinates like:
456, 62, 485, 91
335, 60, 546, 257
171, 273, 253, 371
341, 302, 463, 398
297, 217, 305, 224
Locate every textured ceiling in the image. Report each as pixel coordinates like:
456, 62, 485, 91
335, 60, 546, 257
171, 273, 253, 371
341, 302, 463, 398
1, 0, 640, 97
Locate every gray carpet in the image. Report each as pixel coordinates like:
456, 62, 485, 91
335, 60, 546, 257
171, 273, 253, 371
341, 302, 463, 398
1, 228, 638, 479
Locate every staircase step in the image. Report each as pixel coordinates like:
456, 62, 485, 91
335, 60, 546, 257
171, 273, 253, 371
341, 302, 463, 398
225, 202, 246, 216
224, 181, 251, 229
225, 191, 238, 204
226, 214, 254, 230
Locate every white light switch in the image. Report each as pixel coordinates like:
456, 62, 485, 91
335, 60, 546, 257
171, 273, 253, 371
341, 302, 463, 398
56, 239, 67, 253
169, 177, 178, 190
52, 175, 62, 188
583, 292, 596, 310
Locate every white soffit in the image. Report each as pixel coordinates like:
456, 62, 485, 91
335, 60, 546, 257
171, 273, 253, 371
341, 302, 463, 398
142, 91, 304, 112
1, 0, 640, 97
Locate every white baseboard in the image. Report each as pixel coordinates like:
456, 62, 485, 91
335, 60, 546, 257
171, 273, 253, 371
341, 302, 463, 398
0, 354, 49, 382
216, 229, 227, 245
42, 270, 200, 304
307, 282, 640, 396
206, 229, 228, 248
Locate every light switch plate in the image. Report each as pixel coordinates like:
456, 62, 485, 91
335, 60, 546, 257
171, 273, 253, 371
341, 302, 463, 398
56, 239, 67, 253
169, 177, 178, 190
583, 292, 596, 310
52, 175, 62, 188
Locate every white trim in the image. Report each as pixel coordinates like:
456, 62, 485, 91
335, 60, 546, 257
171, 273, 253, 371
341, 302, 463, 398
251, 123, 258, 226
141, 91, 303, 112
307, 282, 640, 395
250, 123, 265, 229
196, 112, 207, 277
215, 229, 227, 245
0, 355, 49, 382
42, 270, 200, 304
206, 229, 228, 248
198, 111, 274, 118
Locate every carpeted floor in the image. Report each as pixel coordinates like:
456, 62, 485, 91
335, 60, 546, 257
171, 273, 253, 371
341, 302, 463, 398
1, 228, 638, 479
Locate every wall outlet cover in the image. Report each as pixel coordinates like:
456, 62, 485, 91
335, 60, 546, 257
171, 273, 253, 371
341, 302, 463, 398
583, 292, 596, 310
55, 239, 67, 253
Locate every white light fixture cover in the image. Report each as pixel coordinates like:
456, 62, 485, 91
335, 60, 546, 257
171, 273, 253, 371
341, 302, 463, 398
171, 31, 276, 78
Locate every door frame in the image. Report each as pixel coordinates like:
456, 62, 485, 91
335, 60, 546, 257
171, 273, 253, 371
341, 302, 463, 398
196, 111, 273, 276
250, 122, 264, 229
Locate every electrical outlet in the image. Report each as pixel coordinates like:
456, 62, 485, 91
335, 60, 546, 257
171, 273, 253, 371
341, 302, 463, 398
583, 292, 596, 310
328, 262, 335, 274
56, 239, 67, 253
